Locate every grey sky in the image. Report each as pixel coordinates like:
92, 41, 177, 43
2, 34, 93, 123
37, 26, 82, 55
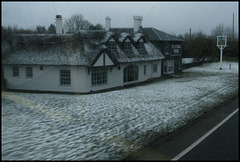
1, 1, 239, 36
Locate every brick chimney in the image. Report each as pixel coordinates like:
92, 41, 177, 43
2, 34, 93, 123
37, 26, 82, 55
133, 16, 143, 33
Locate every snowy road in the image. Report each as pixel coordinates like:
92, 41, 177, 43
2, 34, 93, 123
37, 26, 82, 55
2, 61, 238, 160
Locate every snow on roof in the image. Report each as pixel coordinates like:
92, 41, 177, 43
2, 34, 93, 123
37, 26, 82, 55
118, 32, 130, 42
2, 30, 165, 66
111, 27, 184, 42
133, 33, 144, 42
100, 31, 115, 43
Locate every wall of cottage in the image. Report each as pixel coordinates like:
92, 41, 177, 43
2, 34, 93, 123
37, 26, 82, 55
88, 60, 162, 92
3, 65, 89, 93
4, 60, 162, 93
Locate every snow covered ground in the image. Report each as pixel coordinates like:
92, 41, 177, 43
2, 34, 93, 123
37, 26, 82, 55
2, 61, 238, 160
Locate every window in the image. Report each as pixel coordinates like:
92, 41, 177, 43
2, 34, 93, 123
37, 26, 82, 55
164, 64, 168, 73
164, 60, 174, 73
124, 65, 139, 82
168, 60, 174, 72
26, 67, 33, 78
40, 66, 44, 70
92, 68, 107, 86
124, 42, 131, 51
12, 66, 19, 77
153, 64, 158, 73
138, 42, 145, 51
144, 65, 147, 75
108, 42, 116, 52
168, 66, 173, 72
60, 69, 71, 85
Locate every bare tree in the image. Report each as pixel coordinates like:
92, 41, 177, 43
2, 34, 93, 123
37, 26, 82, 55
211, 24, 235, 39
65, 13, 92, 31
89, 23, 103, 30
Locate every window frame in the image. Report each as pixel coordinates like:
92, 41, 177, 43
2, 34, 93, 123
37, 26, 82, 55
164, 60, 174, 73
108, 41, 116, 52
12, 66, 19, 77
26, 67, 33, 78
91, 68, 107, 86
144, 65, 147, 75
138, 42, 145, 51
60, 69, 71, 86
124, 42, 132, 51
124, 65, 139, 82
153, 63, 158, 73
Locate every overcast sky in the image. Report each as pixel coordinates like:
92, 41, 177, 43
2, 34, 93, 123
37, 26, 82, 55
1, 1, 239, 36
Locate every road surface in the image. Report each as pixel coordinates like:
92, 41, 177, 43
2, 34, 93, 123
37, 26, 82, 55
179, 110, 238, 160
126, 95, 238, 160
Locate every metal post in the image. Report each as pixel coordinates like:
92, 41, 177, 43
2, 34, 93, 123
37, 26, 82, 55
220, 46, 223, 70
217, 36, 227, 70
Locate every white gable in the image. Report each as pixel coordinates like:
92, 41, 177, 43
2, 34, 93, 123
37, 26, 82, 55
139, 38, 144, 42
93, 53, 114, 67
109, 38, 115, 42
105, 54, 114, 66
125, 38, 131, 42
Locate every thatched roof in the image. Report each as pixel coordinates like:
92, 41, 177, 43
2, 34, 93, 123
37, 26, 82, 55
2, 30, 165, 66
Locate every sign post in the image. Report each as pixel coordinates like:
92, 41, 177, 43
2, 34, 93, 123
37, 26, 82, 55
217, 36, 227, 69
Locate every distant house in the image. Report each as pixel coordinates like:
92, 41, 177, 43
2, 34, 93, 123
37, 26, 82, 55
2, 15, 183, 93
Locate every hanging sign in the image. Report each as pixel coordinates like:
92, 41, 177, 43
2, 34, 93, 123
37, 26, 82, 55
217, 36, 227, 46
216, 36, 227, 70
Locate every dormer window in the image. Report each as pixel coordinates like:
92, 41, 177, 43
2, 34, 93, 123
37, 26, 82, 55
107, 38, 116, 52
108, 42, 116, 51
124, 42, 131, 51
137, 38, 145, 51
138, 42, 145, 51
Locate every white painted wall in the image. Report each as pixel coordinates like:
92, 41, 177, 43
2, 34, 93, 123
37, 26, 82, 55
3, 65, 89, 93
137, 61, 162, 82
88, 61, 162, 92
93, 53, 114, 67
86, 66, 123, 92
4, 61, 162, 93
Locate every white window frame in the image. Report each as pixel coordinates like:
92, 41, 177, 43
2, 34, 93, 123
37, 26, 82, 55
138, 42, 145, 51
124, 65, 139, 82
12, 66, 19, 77
60, 69, 71, 86
144, 65, 147, 75
108, 38, 116, 52
164, 60, 174, 74
26, 67, 33, 78
91, 68, 107, 86
153, 63, 158, 73
124, 42, 131, 51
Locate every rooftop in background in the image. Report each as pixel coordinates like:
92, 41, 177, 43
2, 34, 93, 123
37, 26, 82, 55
110, 27, 184, 42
